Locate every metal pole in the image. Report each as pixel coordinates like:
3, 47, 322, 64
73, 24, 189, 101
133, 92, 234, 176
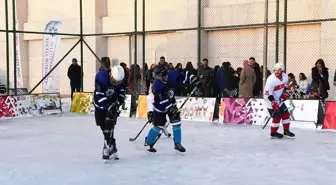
197, 0, 201, 76
5, 0, 10, 95
29, 40, 81, 94
134, 0, 137, 87
283, 0, 288, 72
80, 0, 84, 91
12, 0, 17, 95
275, 0, 280, 64
263, 0, 269, 89
83, 40, 101, 63
142, 0, 145, 69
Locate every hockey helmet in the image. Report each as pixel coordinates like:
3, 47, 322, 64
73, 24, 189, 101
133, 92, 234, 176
110, 65, 125, 85
274, 63, 285, 71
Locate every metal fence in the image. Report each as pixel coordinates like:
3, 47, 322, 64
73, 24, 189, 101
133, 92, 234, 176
0, 0, 335, 100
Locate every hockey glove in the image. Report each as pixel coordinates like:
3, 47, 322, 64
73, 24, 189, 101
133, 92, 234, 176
271, 101, 280, 112
147, 111, 154, 123
107, 101, 121, 118
169, 106, 181, 118
280, 91, 289, 102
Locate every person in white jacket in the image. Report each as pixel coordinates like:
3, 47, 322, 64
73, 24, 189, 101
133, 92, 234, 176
298, 73, 309, 94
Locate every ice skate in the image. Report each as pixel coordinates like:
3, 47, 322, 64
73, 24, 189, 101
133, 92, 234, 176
174, 143, 186, 154
144, 137, 157, 154
270, 132, 284, 139
109, 139, 119, 160
102, 141, 111, 160
284, 130, 295, 139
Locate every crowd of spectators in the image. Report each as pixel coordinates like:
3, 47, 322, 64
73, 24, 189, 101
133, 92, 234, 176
95, 56, 334, 103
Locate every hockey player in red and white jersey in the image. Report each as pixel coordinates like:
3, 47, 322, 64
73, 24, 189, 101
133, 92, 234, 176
264, 63, 295, 139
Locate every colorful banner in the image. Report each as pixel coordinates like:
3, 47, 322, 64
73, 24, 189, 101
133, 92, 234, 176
219, 98, 319, 127
0, 93, 62, 119
70, 92, 132, 117
136, 95, 216, 122
323, 102, 336, 129
176, 96, 216, 122
42, 21, 62, 93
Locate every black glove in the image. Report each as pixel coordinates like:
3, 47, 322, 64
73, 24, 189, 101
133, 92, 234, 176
169, 106, 181, 117
147, 111, 154, 123
107, 101, 121, 118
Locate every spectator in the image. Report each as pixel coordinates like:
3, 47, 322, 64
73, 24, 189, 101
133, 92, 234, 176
217, 62, 236, 97
239, 60, 256, 97
142, 63, 150, 95
67, 58, 82, 99
261, 65, 271, 80
334, 69, 336, 86
298, 72, 309, 94
158, 56, 168, 68
287, 73, 297, 91
120, 62, 129, 87
213, 65, 221, 98
249, 57, 262, 97
183, 62, 197, 96
199, 58, 213, 97
168, 63, 174, 70
175, 63, 183, 70
236, 67, 243, 78
0, 80, 6, 94
99, 57, 111, 71
311, 59, 330, 101
149, 64, 156, 84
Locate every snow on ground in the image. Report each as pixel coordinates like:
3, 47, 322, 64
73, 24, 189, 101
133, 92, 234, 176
0, 113, 335, 185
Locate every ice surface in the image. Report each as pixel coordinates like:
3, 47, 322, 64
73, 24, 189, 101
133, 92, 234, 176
0, 114, 335, 185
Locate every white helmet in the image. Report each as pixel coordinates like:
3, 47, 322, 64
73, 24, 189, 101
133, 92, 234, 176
274, 63, 285, 71
110, 65, 125, 84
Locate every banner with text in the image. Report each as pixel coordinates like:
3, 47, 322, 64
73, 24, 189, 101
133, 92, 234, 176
42, 21, 62, 93
0, 93, 62, 119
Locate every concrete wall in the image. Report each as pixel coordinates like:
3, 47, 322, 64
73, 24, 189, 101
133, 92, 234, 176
0, 0, 335, 99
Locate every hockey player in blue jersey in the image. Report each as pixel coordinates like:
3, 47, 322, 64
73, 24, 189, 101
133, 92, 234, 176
145, 64, 198, 153
93, 65, 127, 160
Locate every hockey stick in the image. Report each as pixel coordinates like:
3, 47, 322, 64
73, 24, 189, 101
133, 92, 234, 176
129, 121, 150, 142
262, 102, 284, 129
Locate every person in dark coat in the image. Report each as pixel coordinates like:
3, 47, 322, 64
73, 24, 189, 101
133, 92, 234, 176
67, 58, 82, 99
249, 57, 262, 97
216, 62, 236, 97
199, 58, 213, 97
311, 59, 330, 102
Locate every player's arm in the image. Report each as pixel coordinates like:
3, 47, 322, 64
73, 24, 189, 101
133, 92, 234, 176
264, 78, 280, 111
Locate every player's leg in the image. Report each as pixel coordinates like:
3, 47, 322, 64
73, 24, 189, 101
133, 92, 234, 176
145, 111, 166, 152
279, 104, 295, 138
168, 112, 186, 153
267, 108, 284, 139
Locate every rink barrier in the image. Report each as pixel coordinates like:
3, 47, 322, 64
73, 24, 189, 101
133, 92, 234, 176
323, 101, 336, 129
0, 93, 62, 120
219, 98, 321, 129
70, 92, 132, 117
136, 95, 216, 122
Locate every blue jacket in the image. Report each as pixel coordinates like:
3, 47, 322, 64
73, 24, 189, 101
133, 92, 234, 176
93, 69, 127, 110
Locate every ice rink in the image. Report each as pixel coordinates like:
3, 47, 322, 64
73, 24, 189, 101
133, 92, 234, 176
0, 113, 335, 185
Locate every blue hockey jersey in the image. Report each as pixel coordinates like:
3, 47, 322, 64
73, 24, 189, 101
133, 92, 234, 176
93, 69, 127, 110
152, 70, 196, 113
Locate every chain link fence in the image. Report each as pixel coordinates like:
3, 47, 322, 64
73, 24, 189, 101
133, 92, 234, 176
0, 0, 335, 100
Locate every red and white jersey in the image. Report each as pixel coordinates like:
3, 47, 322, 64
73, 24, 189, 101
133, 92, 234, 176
264, 73, 288, 108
